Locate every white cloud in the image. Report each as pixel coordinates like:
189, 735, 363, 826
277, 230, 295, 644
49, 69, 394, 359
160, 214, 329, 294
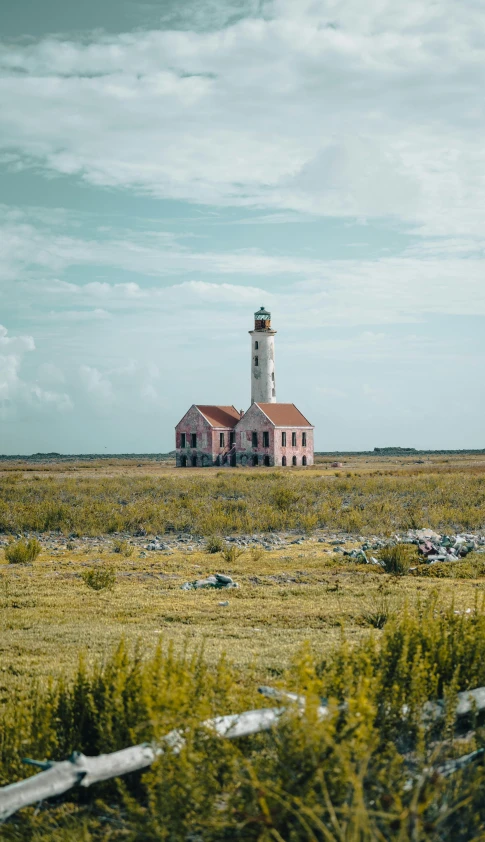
0, 1, 484, 236
79, 365, 114, 410
0, 325, 73, 420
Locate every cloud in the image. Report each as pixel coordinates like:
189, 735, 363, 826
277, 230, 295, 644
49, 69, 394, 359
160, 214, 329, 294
79, 365, 114, 410
0, 324, 73, 420
0, 1, 484, 237
0, 323, 35, 353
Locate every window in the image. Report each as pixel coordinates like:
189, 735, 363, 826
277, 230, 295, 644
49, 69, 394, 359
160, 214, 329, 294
191, 433, 197, 448
220, 432, 225, 447
229, 431, 235, 446
292, 456, 297, 466
272, 388, 275, 397
292, 432, 297, 447
255, 341, 259, 349
302, 432, 307, 447
252, 431, 258, 447
272, 372, 274, 381
281, 431, 286, 447
181, 433, 186, 448
254, 356, 259, 366
282, 455, 287, 466
263, 431, 269, 447
302, 456, 307, 466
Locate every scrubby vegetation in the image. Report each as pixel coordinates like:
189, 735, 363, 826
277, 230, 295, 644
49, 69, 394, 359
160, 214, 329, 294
81, 567, 116, 591
377, 543, 417, 575
1, 463, 485, 536
1, 456, 484, 839
2, 600, 485, 840
4, 538, 41, 564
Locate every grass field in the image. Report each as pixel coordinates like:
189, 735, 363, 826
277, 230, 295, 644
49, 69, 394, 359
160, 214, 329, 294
1, 454, 485, 839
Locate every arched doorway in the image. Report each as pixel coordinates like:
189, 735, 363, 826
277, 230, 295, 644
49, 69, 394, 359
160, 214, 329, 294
252, 454, 258, 466
302, 456, 307, 466
202, 455, 209, 467
191, 454, 197, 467
181, 455, 187, 467
240, 455, 247, 466
263, 454, 270, 466
282, 455, 287, 466
292, 456, 297, 466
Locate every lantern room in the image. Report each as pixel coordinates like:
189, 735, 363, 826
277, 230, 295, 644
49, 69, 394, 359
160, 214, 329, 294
254, 306, 271, 331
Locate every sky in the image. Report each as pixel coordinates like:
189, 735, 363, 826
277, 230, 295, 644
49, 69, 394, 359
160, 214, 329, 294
0, 0, 484, 454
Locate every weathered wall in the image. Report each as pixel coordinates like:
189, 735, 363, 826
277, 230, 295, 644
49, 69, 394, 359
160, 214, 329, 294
175, 406, 237, 467
236, 404, 314, 467
249, 330, 276, 404
273, 427, 314, 466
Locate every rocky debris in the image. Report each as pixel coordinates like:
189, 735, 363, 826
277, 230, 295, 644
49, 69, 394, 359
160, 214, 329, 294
406, 529, 482, 562
343, 548, 369, 563
181, 573, 239, 591
145, 540, 171, 551
2, 528, 484, 565
339, 529, 485, 567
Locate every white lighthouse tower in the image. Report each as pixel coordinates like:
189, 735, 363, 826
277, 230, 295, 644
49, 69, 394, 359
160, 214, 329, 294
249, 306, 276, 404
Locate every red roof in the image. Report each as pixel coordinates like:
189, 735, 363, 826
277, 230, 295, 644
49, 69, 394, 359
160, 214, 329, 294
196, 405, 241, 428
255, 403, 313, 427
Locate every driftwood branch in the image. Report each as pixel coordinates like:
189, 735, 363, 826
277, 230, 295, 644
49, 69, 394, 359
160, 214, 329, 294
1, 685, 484, 823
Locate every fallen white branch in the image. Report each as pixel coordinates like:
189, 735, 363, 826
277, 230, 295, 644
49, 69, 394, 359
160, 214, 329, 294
1, 685, 484, 823
0, 705, 290, 822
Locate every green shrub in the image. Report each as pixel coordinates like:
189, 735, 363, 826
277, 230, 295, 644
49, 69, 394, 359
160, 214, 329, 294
378, 543, 416, 575
272, 486, 299, 510
205, 535, 224, 554
81, 567, 116, 591
4, 538, 41, 564
413, 555, 485, 579
220, 544, 244, 564
112, 538, 134, 557
361, 595, 394, 628
249, 545, 263, 562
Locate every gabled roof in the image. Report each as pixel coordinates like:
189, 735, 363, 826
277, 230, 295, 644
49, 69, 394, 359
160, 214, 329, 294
196, 405, 241, 428
255, 403, 313, 427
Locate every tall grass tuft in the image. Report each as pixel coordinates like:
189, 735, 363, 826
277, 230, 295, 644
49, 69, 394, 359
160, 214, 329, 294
378, 543, 416, 575
4, 538, 41, 564
81, 567, 116, 591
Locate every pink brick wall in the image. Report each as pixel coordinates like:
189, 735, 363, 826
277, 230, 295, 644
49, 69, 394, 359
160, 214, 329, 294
175, 405, 237, 466
235, 404, 314, 467
175, 404, 314, 467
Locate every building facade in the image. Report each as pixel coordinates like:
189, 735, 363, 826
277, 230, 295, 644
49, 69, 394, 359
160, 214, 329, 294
175, 307, 314, 467
234, 402, 313, 467
175, 405, 241, 467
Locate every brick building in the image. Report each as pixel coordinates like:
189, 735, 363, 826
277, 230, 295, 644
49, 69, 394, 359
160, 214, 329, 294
175, 405, 241, 467
235, 402, 313, 466
175, 307, 314, 467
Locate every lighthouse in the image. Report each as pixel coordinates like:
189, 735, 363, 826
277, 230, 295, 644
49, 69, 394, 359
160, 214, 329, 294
175, 303, 314, 467
249, 306, 276, 404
